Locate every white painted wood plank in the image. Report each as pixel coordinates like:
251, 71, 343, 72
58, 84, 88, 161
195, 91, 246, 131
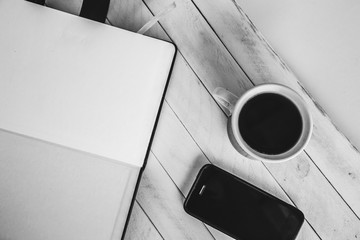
266, 154, 360, 239
139, 0, 253, 95
190, 0, 360, 218
123, 202, 163, 240
137, 152, 217, 240
107, 0, 169, 41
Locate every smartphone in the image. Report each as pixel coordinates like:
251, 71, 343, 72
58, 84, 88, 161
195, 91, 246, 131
184, 164, 304, 240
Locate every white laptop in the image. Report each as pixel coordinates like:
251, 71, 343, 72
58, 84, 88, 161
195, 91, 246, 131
0, 0, 176, 239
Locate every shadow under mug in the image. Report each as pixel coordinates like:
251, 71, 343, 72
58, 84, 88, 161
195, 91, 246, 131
214, 83, 313, 163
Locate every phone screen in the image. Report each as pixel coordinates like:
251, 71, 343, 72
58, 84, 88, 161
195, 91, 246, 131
184, 165, 304, 240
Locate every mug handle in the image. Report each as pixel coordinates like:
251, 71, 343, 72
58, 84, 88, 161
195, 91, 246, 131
213, 87, 239, 116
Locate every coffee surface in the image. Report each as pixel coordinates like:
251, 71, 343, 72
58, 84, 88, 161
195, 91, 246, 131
238, 93, 303, 155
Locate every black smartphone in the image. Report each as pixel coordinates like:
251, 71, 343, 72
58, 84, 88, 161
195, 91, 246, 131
184, 164, 304, 240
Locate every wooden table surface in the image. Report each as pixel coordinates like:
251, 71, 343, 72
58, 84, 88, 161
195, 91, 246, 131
46, 0, 360, 239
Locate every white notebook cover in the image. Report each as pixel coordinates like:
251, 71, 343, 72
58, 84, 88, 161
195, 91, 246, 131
0, 0, 175, 167
0, 0, 176, 239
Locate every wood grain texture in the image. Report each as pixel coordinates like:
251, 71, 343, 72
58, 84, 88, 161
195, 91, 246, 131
137, 152, 217, 240
149, 102, 234, 240
107, 0, 168, 41
142, 0, 253, 95
123, 202, 163, 240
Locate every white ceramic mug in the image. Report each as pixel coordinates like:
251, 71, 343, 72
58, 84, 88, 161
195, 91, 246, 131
214, 83, 313, 163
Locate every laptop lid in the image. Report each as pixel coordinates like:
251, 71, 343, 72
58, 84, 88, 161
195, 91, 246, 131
0, 1, 175, 239
0, 0, 175, 168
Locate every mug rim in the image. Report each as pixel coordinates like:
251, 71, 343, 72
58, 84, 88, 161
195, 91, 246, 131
230, 83, 313, 162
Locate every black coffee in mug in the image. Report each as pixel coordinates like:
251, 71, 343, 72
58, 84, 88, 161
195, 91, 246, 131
238, 93, 303, 155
